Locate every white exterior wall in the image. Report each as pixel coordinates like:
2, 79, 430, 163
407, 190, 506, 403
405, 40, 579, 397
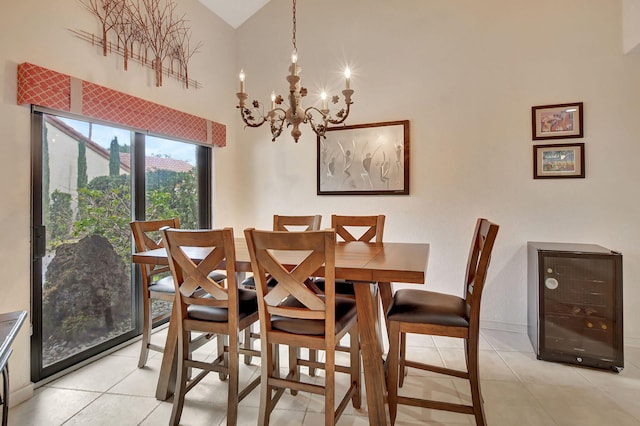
46, 127, 122, 199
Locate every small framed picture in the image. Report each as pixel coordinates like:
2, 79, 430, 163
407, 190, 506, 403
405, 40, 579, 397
532, 102, 583, 140
317, 120, 410, 195
533, 143, 585, 179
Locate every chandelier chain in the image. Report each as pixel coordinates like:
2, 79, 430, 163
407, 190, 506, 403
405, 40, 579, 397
292, 0, 297, 52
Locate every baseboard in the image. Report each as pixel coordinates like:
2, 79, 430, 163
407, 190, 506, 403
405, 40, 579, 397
481, 320, 640, 348
626, 336, 640, 348
481, 320, 527, 334
9, 382, 34, 408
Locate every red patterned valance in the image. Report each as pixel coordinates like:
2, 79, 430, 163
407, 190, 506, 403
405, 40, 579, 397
17, 62, 226, 147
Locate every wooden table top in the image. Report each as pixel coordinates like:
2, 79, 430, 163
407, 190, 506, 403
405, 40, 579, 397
133, 238, 429, 284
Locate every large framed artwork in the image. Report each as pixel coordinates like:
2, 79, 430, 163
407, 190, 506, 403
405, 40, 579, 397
317, 120, 410, 195
533, 143, 585, 179
531, 102, 583, 140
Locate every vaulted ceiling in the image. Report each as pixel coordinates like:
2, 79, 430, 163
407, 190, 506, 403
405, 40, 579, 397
198, 0, 271, 29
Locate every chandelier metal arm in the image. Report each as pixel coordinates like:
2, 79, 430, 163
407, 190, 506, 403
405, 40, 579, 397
303, 106, 328, 138
268, 107, 287, 142
325, 90, 354, 126
237, 93, 269, 128
238, 109, 268, 128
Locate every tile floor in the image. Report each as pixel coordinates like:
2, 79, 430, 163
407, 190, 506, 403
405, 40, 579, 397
9, 327, 640, 425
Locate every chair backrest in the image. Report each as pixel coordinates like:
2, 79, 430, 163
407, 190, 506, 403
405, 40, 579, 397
245, 228, 336, 340
273, 215, 322, 232
464, 218, 500, 327
161, 228, 239, 321
130, 218, 180, 281
331, 214, 385, 243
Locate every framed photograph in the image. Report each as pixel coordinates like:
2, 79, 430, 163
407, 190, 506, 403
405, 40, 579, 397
533, 143, 585, 179
532, 102, 583, 140
317, 120, 409, 195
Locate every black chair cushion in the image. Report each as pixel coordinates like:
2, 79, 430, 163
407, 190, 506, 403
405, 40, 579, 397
149, 272, 225, 294
313, 278, 356, 296
148, 275, 175, 293
241, 276, 278, 289
271, 295, 357, 336
208, 272, 227, 283
187, 288, 258, 322
387, 289, 469, 327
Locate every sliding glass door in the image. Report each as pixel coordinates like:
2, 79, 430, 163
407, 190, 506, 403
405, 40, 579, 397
31, 111, 212, 382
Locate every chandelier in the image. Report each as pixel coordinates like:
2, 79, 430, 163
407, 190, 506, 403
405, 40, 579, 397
236, 0, 354, 143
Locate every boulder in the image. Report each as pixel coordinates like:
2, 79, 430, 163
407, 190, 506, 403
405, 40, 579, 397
43, 234, 131, 344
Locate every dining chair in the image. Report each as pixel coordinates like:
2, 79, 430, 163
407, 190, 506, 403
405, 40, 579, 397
310, 214, 385, 376
314, 214, 385, 296
244, 228, 361, 426
385, 218, 499, 426
130, 218, 227, 368
241, 214, 322, 290
241, 215, 322, 367
161, 227, 261, 426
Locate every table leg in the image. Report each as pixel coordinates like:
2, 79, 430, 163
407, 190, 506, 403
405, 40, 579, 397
378, 282, 393, 341
353, 282, 390, 426
155, 304, 179, 400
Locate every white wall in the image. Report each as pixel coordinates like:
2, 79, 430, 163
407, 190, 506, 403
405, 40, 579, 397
0, 0, 237, 403
229, 0, 640, 338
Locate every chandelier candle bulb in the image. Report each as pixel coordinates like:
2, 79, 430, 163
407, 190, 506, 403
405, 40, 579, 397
291, 51, 298, 76
239, 69, 245, 93
345, 67, 351, 89
321, 92, 328, 110
271, 91, 276, 109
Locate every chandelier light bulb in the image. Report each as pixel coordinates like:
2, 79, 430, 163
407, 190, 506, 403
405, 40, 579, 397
344, 67, 351, 89
239, 69, 245, 92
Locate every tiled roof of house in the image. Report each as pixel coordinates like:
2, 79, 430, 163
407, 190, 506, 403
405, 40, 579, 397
119, 153, 193, 173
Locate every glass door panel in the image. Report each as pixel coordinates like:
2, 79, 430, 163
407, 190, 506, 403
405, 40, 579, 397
144, 135, 199, 324
144, 135, 198, 225
38, 114, 135, 372
32, 112, 210, 381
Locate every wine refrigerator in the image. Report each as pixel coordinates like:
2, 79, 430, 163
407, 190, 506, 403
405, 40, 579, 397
527, 242, 623, 372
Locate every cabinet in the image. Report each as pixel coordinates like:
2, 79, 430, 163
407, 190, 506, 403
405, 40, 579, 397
527, 242, 623, 372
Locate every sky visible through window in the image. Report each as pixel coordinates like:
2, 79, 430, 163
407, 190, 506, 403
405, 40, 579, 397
58, 117, 196, 165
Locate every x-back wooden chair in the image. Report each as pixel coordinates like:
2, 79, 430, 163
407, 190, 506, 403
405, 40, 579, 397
315, 214, 386, 295
130, 218, 226, 368
162, 227, 261, 425
245, 228, 361, 426
241, 215, 322, 367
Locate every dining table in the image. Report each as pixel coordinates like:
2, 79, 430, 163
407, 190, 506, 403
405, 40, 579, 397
133, 237, 429, 426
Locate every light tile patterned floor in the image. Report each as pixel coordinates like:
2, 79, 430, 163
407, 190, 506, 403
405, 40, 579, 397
9, 327, 640, 425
